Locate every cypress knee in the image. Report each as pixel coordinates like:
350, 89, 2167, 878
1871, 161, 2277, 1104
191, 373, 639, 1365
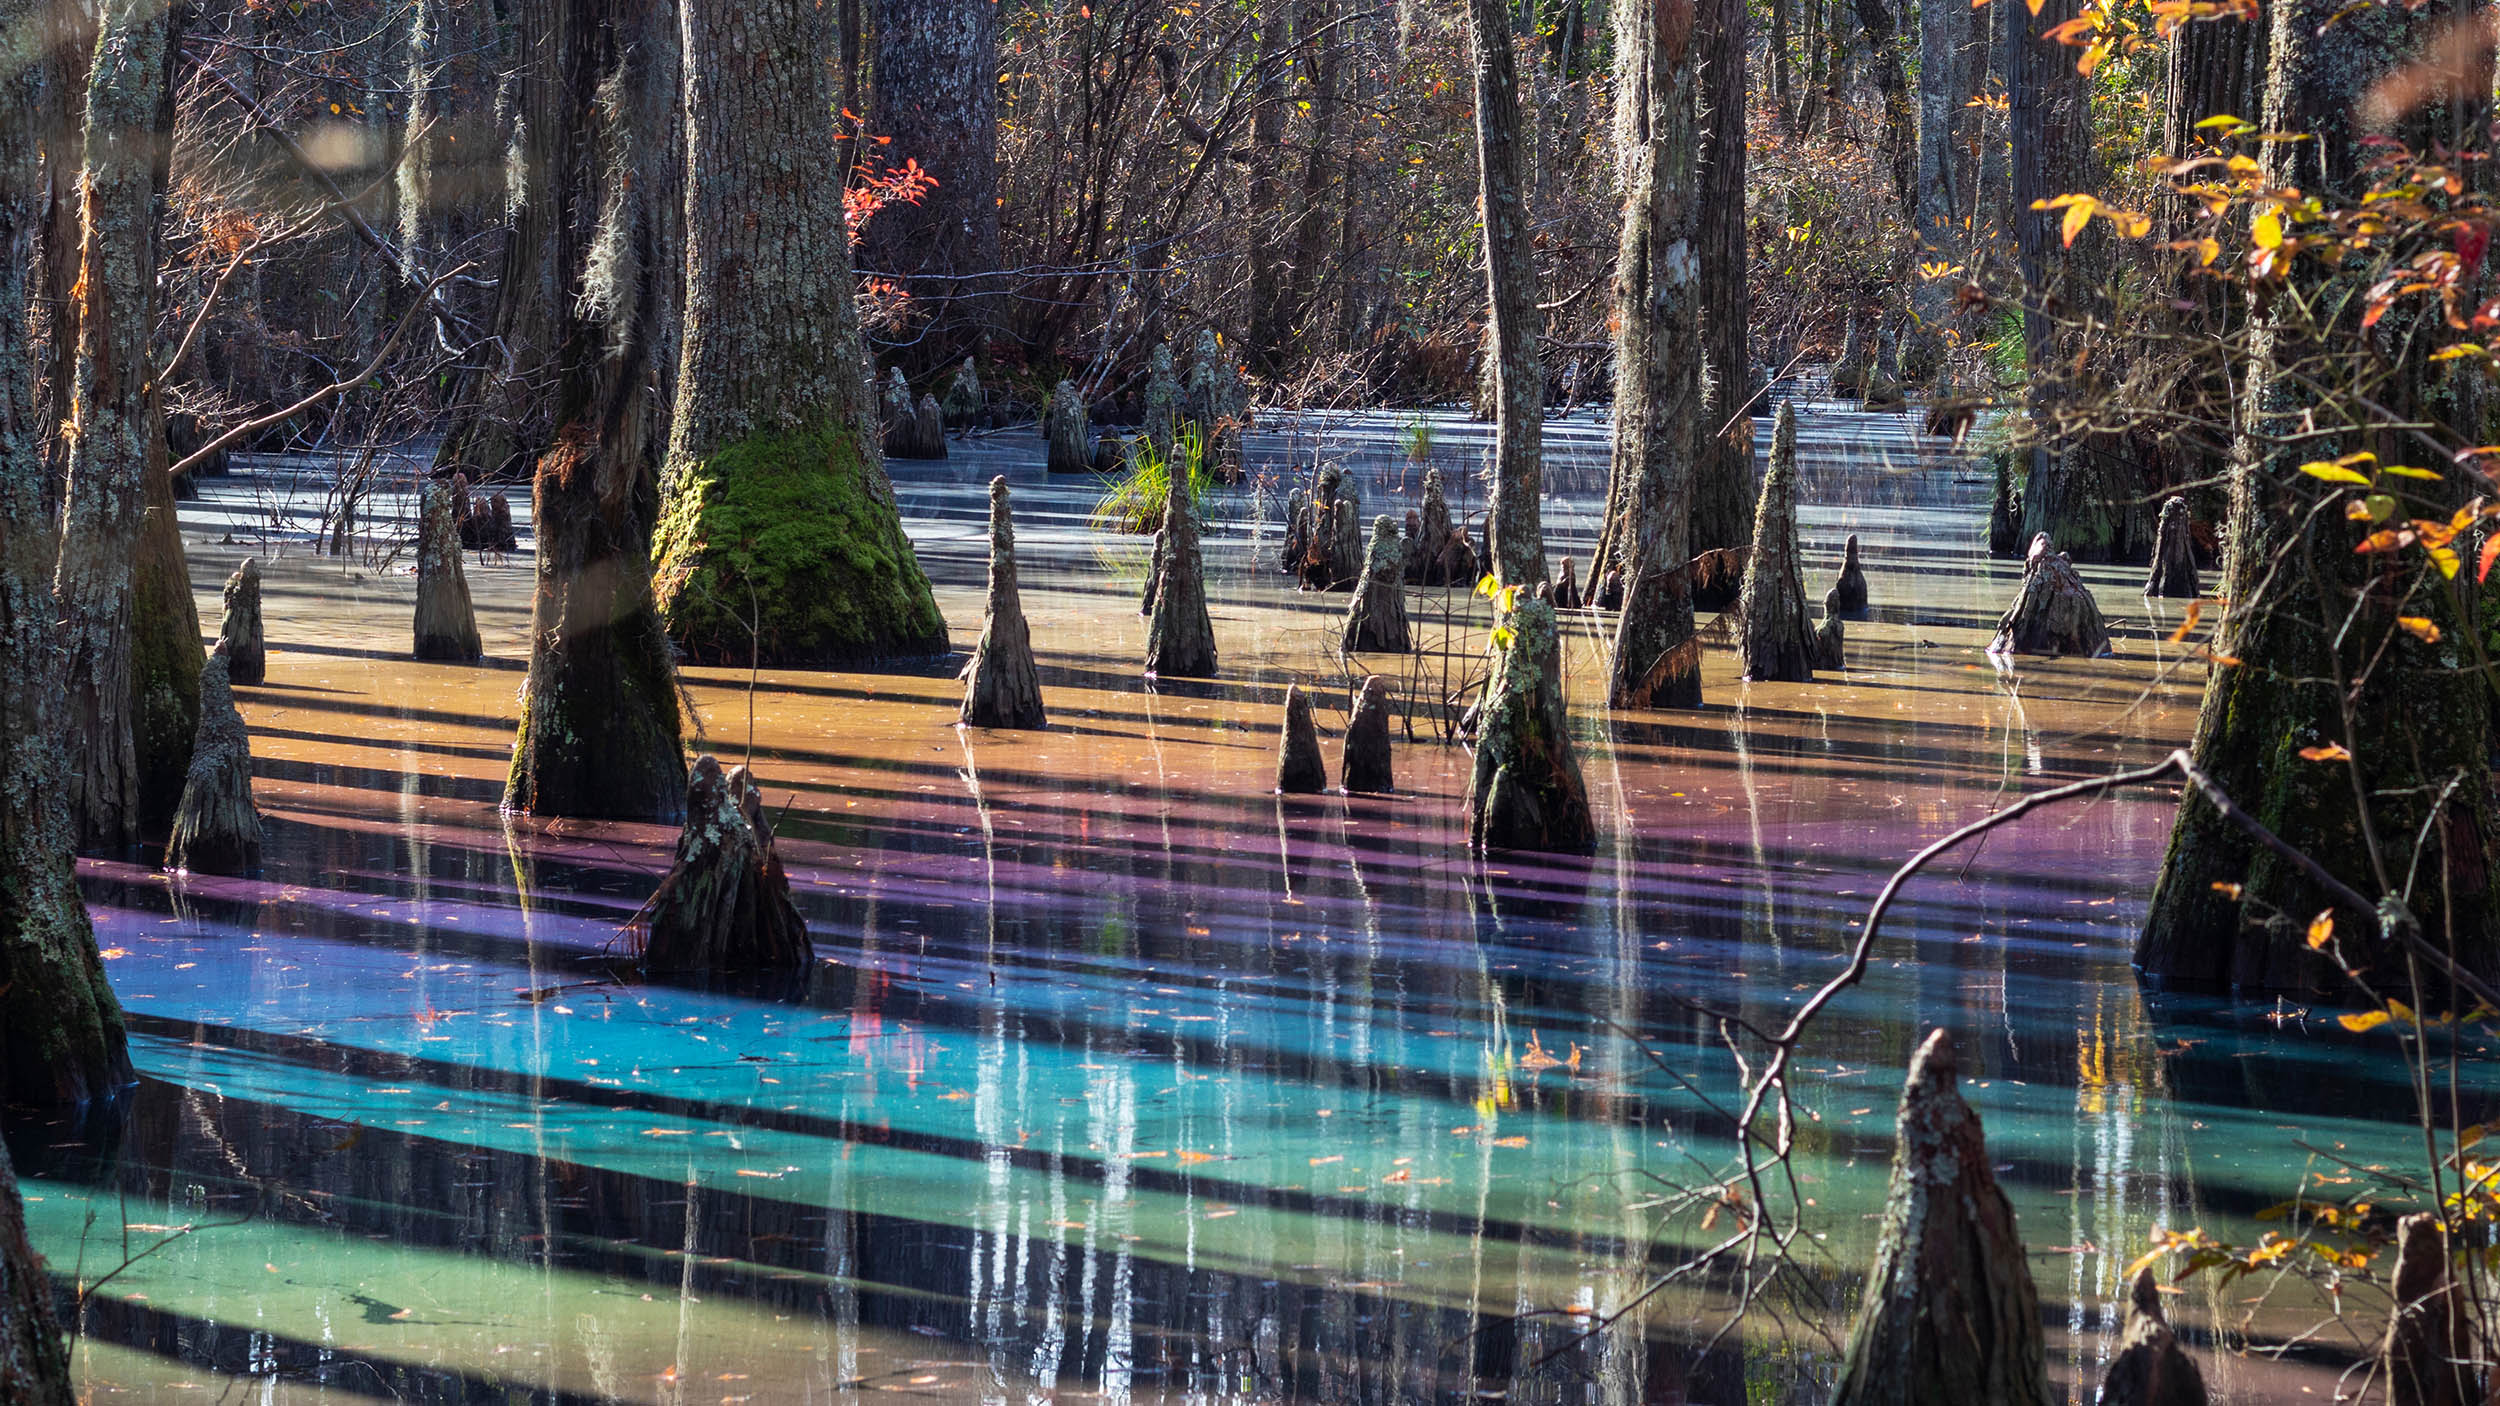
1413, 467, 1460, 585
1281, 488, 1310, 574
1276, 683, 1328, 793
1812, 587, 1846, 671
1737, 401, 1816, 682
879, 367, 915, 456
414, 479, 484, 662
2383, 1214, 2476, 1406
1989, 447, 2027, 559
909, 393, 947, 459
2098, 1268, 2208, 1406
1551, 556, 1581, 609
1991, 533, 2112, 656
1341, 675, 1394, 793
1467, 599, 1595, 854
642, 756, 812, 974
1046, 380, 1093, 474
941, 357, 985, 428
486, 492, 518, 552
2145, 496, 2199, 598
1143, 448, 1217, 677
219, 559, 265, 685
1830, 1030, 2054, 1406
961, 478, 1045, 729
1142, 344, 1181, 455
166, 648, 263, 876
1594, 566, 1624, 611
1328, 487, 1363, 592
1342, 515, 1412, 653
1831, 532, 1869, 614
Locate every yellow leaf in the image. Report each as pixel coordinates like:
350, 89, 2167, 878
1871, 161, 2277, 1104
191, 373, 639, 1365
2196, 236, 2221, 266
2298, 742, 2353, 761
1475, 573, 1500, 598
2253, 211, 2284, 248
2307, 911, 2335, 949
2431, 544, 2463, 578
2340, 1010, 2391, 1033
1497, 584, 1521, 612
2062, 200, 2094, 248
2398, 616, 2441, 643
2381, 464, 2443, 480
2120, 1245, 2171, 1280
2195, 114, 2250, 131
2298, 462, 2372, 484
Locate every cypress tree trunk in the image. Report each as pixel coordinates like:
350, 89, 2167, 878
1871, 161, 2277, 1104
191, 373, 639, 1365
1604, 0, 1705, 710
1467, 0, 1547, 586
642, 756, 811, 974
130, 442, 203, 835
1847, 0, 1915, 204
1692, 0, 1753, 568
864, 0, 1000, 355
1468, 598, 1595, 853
58, 0, 181, 851
0, 0, 133, 1116
1905, 0, 1965, 385
504, 0, 687, 823
2137, 0, 2497, 995
654, 0, 943, 666
0, 1140, 71, 1406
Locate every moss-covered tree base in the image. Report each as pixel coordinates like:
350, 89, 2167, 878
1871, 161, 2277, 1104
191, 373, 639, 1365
653, 425, 946, 666
131, 459, 203, 836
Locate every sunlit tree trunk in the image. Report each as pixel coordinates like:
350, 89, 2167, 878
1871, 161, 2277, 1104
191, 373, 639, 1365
1604, 0, 1704, 710
1691, 0, 1753, 569
0, 0, 134, 1115
1285, 0, 1345, 359
1467, 0, 1545, 586
864, 0, 1000, 358
652, 0, 945, 666
1849, 0, 1914, 203
1246, 3, 1292, 376
2138, 0, 2497, 995
504, 0, 687, 823
1905, 0, 1967, 384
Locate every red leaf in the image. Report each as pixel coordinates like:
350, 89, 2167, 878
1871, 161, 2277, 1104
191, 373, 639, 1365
2480, 533, 2500, 583
2457, 221, 2491, 277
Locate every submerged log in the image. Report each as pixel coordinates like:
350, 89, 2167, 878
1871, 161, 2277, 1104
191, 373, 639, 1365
1812, 587, 1846, 671
1341, 675, 1394, 794
2145, 496, 2199, 598
1143, 449, 1217, 677
1831, 532, 1869, 614
642, 756, 812, 974
1738, 402, 1816, 682
1342, 515, 1412, 653
1046, 379, 1093, 474
414, 479, 484, 662
1467, 599, 1595, 854
941, 357, 985, 428
2383, 1214, 2477, 1406
1551, 556, 1581, 609
2097, 1269, 2208, 1406
1991, 534, 2112, 657
166, 649, 264, 876
1275, 683, 1327, 793
1829, 1030, 2054, 1406
219, 559, 265, 685
961, 478, 1046, 729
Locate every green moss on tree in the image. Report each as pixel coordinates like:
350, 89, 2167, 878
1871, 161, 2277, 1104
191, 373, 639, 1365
652, 424, 946, 665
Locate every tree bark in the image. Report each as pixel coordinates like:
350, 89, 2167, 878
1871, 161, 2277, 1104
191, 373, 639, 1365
1905, 0, 1967, 384
1469, 598, 1594, 853
1342, 515, 1412, 653
0, 1140, 71, 1406
1602, 0, 1705, 711
2098, 1268, 2209, 1406
864, 0, 1000, 357
0, 0, 133, 1116
1693, 0, 1754, 567
2144, 496, 2198, 598
1847, 0, 1915, 204
2136, 0, 2497, 996
503, 0, 687, 824
1467, 0, 1546, 586
2382, 1215, 2476, 1406
1991, 533, 2111, 656
653, 2, 949, 670
130, 440, 204, 836
1829, 1031, 2055, 1406
58, 0, 183, 852
218, 559, 264, 684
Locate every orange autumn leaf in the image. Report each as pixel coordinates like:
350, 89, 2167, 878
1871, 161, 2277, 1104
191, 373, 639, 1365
2299, 742, 2353, 761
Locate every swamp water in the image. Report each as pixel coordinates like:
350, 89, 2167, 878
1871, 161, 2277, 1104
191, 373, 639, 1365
13, 405, 2466, 1404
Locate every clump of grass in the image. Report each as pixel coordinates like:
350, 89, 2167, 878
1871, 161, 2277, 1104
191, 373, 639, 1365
1091, 423, 1214, 535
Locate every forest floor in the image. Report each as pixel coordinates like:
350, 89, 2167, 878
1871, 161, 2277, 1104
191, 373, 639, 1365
32, 398, 2397, 1403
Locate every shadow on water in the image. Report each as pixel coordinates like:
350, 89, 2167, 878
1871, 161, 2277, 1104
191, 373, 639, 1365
15, 407, 2472, 1403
